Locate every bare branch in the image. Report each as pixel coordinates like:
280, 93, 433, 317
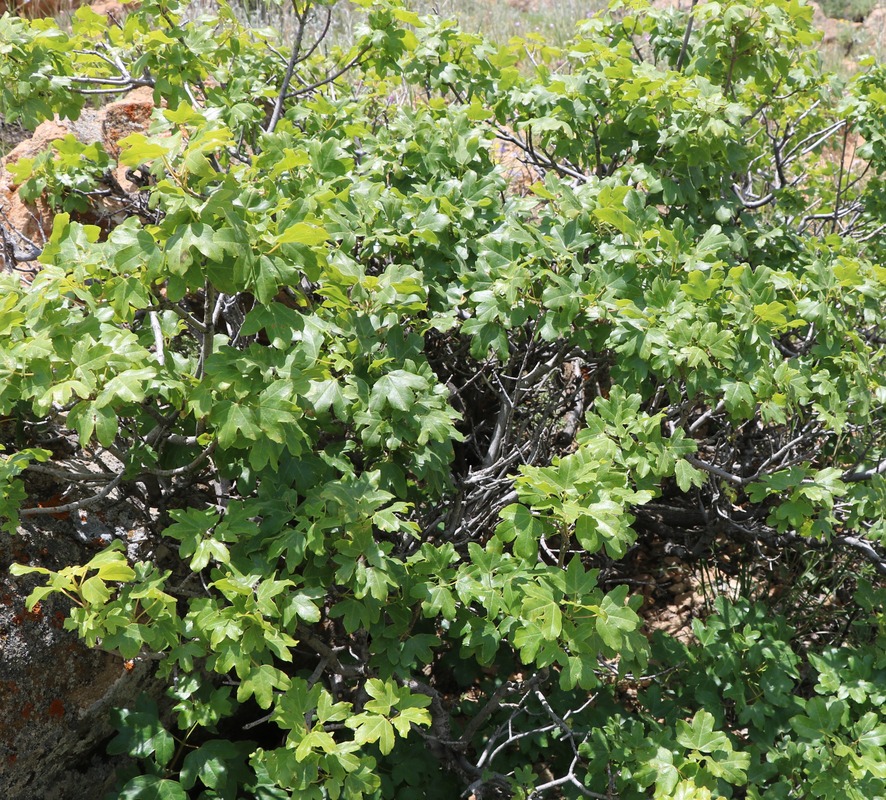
20, 472, 124, 517
266, 5, 311, 134
675, 0, 699, 72
149, 311, 165, 367
843, 457, 886, 482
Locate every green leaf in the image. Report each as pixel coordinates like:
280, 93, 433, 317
109, 700, 176, 766
369, 370, 428, 412
117, 134, 174, 167
191, 537, 230, 571
635, 746, 679, 795
295, 728, 339, 760
722, 381, 755, 418
211, 400, 261, 448
276, 222, 330, 246
237, 664, 291, 709
496, 503, 547, 560
346, 712, 397, 755
671, 780, 711, 800
753, 301, 788, 327
307, 378, 346, 418
705, 748, 751, 783
414, 583, 457, 619
66, 401, 118, 447
288, 593, 321, 623
521, 584, 562, 641
675, 459, 705, 492
513, 622, 545, 663
180, 740, 246, 791
80, 575, 111, 605
94, 558, 136, 583
856, 713, 886, 748
316, 690, 352, 725
676, 710, 730, 753
392, 6, 423, 25
8, 563, 52, 577
559, 655, 599, 691
593, 206, 637, 238
790, 697, 846, 740
392, 705, 431, 736
364, 678, 399, 715
563, 556, 598, 598
594, 590, 640, 650
118, 777, 187, 800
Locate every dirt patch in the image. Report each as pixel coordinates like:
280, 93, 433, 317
491, 136, 541, 194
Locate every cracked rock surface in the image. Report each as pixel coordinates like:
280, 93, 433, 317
0, 509, 161, 800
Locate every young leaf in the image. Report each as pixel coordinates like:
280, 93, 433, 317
676, 710, 731, 753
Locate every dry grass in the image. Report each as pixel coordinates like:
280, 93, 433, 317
409, 0, 606, 45
187, 0, 884, 76
184, 0, 605, 49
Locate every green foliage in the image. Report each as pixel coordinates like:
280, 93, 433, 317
0, 446, 50, 533
1, 0, 885, 797
7, 135, 113, 213
817, 0, 878, 22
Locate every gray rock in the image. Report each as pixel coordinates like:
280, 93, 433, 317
0, 514, 162, 800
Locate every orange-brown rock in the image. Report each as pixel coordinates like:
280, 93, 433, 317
0, 121, 70, 272
89, 0, 127, 17
0, 88, 154, 275
101, 85, 155, 158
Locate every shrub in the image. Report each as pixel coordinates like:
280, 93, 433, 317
818, 0, 877, 22
1, 0, 885, 797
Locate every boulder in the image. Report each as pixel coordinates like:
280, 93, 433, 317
0, 87, 154, 276
0, 509, 162, 799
